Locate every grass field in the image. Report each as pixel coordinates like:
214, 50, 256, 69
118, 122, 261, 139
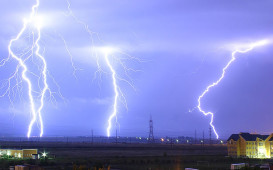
0, 141, 272, 169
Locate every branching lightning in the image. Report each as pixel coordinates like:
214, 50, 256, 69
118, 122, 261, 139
0, 0, 140, 137
2, 0, 271, 139
35, 25, 49, 138
103, 52, 119, 137
65, 1, 140, 137
0, 0, 52, 137
197, 39, 270, 139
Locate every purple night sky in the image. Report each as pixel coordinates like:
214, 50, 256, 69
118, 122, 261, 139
0, 0, 273, 139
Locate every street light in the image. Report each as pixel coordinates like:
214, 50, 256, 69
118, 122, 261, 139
42, 152, 47, 159
7, 151, 11, 159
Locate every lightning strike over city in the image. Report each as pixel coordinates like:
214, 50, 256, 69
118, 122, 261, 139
0, 0, 51, 138
0, 0, 138, 138
1, 0, 273, 159
103, 50, 119, 137
197, 39, 270, 139
64, 1, 138, 137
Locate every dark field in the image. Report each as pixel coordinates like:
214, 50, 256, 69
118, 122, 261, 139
0, 141, 271, 170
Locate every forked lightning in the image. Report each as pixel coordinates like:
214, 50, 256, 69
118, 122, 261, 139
197, 39, 269, 139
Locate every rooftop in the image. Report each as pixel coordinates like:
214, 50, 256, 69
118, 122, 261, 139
227, 133, 272, 141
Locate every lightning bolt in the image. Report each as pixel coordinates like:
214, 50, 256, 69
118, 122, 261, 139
104, 52, 119, 137
197, 39, 270, 139
1, 0, 50, 137
65, 1, 139, 137
1, 0, 139, 137
35, 24, 49, 138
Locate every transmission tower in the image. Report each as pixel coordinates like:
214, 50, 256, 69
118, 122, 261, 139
148, 115, 154, 143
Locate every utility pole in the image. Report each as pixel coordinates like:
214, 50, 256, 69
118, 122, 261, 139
202, 130, 205, 152
171, 137, 173, 148
116, 128, 118, 144
195, 129, 197, 144
209, 126, 212, 145
203, 130, 205, 146
91, 129, 93, 144
148, 115, 154, 143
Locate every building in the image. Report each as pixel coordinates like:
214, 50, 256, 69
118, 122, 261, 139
13, 165, 44, 170
231, 163, 246, 170
0, 149, 38, 158
227, 132, 273, 158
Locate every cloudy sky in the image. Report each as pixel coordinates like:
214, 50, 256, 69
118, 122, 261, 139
0, 0, 273, 139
